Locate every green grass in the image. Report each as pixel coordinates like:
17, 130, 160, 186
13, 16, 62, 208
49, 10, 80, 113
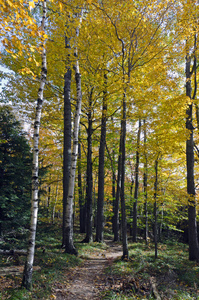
102, 240, 199, 300
1, 224, 199, 300
0, 223, 82, 299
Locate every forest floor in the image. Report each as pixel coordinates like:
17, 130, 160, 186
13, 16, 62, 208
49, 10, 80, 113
1, 224, 199, 299
53, 240, 123, 300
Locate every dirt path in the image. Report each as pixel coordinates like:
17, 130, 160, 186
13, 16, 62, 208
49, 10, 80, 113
53, 241, 123, 300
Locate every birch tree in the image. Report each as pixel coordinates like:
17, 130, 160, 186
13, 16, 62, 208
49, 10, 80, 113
64, 9, 83, 254
22, 0, 47, 289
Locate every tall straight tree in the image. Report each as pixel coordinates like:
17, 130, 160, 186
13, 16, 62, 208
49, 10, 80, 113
113, 140, 122, 242
83, 88, 93, 243
154, 156, 159, 259
65, 8, 83, 254
62, 34, 72, 247
22, 0, 47, 289
143, 119, 148, 244
185, 37, 199, 261
132, 119, 141, 242
78, 130, 85, 233
96, 73, 108, 242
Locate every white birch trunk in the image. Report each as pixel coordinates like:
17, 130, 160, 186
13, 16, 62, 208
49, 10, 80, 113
22, 0, 47, 289
65, 10, 83, 254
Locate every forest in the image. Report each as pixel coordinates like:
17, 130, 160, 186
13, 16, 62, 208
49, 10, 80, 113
0, 0, 199, 299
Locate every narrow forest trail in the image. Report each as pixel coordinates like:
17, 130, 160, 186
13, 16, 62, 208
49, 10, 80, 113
53, 241, 123, 300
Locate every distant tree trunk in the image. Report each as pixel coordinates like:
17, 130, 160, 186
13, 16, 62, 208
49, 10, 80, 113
120, 90, 129, 259
154, 158, 158, 259
47, 184, 50, 218
83, 89, 93, 243
132, 119, 141, 243
96, 73, 107, 242
52, 175, 59, 224
113, 141, 122, 242
106, 143, 116, 235
112, 170, 116, 232
129, 177, 134, 237
78, 134, 85, 233
22, 0, 47, 289
143, 119, 148, 244
62, 34, 72, 247
185, 41, 199, 261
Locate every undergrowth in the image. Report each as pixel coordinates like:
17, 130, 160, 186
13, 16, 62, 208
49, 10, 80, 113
0, 223, 199, 299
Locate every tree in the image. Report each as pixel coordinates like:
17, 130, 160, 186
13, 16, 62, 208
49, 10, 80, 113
22, 0, 47, 289
0, 106, 32, 236
96, 73, 107, 242
64, 8, 83, 254
185, 37, 199, 261
132, 120, 141, 242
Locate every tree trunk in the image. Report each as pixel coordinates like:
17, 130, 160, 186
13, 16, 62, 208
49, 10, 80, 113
78, 133, 85, 233
132, 119, 141, 243
22, 0, 47, 289
185, 48, 199, 261
64, 10, 83, 254
106, 143, 116, 236
113, 141, 122, 242
120, 91, 129, 260
96, 73, 107, 242
52, 175, 59, 224
154, 158, 158, 259
64, 49, 82, 255
143, 119, 148, 244
62, 35, 72, 247
83, 89, 93, 243
129, 177, 134, 237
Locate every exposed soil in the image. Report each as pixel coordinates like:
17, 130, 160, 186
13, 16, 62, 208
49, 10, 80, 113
53, 241, 123, 300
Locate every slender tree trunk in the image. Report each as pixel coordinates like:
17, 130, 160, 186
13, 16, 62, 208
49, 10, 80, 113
106, 143, 116, 235
120, 89, 129, 259
154, 158, 158, 259
83, 89, 93, 243
113, 141, 122, 242
62, 35, 72, 247
143, 119, 148, 244
112, 170, 116, 233
96, 73, 107, 242
185, 46, 199, 261
132, 119, 141, 243
52, 175, 59, 224
47, 185, 50, 218
129, 177, 134, 237
78, 134, 85, 233
22, 0, 47, 289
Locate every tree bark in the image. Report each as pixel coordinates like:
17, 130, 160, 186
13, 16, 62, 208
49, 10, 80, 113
22, 0, 47, 289
185, 48, 199, 261
62, 35, 72, 247
129, 176, 134, 237
52, 175, 59, 224
78, 133, 85, 233
143, 119, 148, 244
96, 73, 107, 242
83, 89, 93, 243
154, 158, 158, 259
106, 143, 116, 236
113, 140, 122, 242
132, 119, 141, 243
120, 90, 129, 259
64, 10, 83, 254
64, 53, 82, 256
